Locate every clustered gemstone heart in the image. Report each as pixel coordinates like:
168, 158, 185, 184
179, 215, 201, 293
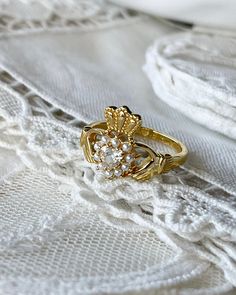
92, 134, 135, 178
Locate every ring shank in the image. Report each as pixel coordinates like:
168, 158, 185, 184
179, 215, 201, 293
137, 126, 188, 166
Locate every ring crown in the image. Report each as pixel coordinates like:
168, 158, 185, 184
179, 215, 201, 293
104, 106, 141, 137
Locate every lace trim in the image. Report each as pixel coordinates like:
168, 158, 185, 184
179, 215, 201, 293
0, 1, 141, 35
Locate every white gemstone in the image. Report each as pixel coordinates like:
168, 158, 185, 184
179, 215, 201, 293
114, 169, 122, 177
101, 146, 123, 166
101, 135, 109, 143
125, 154, 134, 163
122, 142, 132, 152
111, 138, 120, 148
94, 142, 101, 151
105, 170, 113, 178
93, 153, 100, 161
101, 145, 109, 154
111, 149, 123, 163
121, 163, 129, 171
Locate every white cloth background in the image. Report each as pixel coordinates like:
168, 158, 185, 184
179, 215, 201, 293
0, 1, 235, 294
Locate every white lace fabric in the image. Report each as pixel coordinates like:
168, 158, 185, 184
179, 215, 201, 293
0, 1, 235, 294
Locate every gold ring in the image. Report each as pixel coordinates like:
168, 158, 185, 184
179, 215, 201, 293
80, 106, 188, 180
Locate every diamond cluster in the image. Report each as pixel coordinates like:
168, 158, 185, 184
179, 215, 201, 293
93, 134, 135, 178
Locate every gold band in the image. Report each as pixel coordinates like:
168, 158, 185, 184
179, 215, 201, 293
80, 106, 188, 180
136, 126, 188, 173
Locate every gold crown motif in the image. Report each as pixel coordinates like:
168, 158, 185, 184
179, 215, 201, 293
104, 106, 141, 137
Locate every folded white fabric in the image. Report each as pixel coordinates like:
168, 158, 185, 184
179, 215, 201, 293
144, 31, 236, 140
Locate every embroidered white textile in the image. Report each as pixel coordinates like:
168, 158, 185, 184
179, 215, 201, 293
0, 1, 235, 294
